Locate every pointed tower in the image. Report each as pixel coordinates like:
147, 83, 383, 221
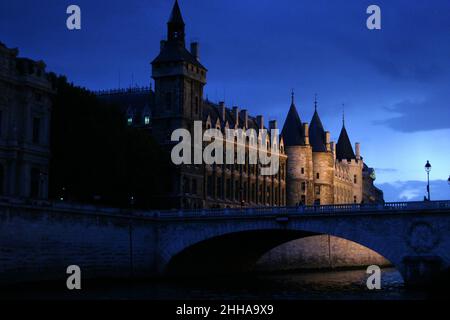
308, 97, 334, 205
151, 0, 207, 209
335, 118, 363, 204
167, 0, 185, 45
152, 0, 207, 145
309, 107, 327, 152
336, 123, 356, 161
281, 92, 305, 146
281, 92, 314, 206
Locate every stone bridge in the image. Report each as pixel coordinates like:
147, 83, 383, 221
0, 198, 449, 286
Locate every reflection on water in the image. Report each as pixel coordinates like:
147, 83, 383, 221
1, 268, 433, 300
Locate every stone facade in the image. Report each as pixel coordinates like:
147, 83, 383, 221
256, 235, 391, 271
282, 97, 381, 206
95, 1, 381, 210
268, 96, 385, 273
150, 1, 288, 210
2, 200, 449, 286
0, 42, 53, 199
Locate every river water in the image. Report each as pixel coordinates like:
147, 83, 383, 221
2, 267, 440, 300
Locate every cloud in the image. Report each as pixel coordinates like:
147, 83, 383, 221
373, 94, 450, 132
377, 180, 449, 202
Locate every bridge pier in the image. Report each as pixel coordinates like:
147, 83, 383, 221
402, 256, 444, 287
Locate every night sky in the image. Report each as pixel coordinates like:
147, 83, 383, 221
1, 0, 449, 201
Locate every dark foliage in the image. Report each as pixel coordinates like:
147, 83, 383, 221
48, 75, 171, 209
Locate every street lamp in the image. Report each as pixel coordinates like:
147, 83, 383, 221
425, 160, 431, 201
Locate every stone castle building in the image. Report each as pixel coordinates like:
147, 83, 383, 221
282, 94, 378, 207
0, 42, 52, 200
97, 0, 383, 209
99, 1, 288, 210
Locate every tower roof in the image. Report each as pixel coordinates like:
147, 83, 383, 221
336, 125, 356, 160
151, 41, 206, 69
168, 0, 185, 25
152, 0, 206, 70
281, 93, 305, 146
309, 106, 327, 152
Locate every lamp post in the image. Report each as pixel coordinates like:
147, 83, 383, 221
425, 160, 431, 201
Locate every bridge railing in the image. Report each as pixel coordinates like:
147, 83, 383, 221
153, 200, 450, 219
1, 196, 449, 219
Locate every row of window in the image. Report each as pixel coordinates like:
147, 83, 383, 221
300, 168, 358, 185
127, 115, 151, 126
0, 165, 43, 198
0, 110, 42, 144
156, 61, 205, 77
182, 174, 286, 206
207, 163, 286, 180
206, 175, 285, 205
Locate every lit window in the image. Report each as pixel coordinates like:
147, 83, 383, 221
144, 116, 150, 125
127, 117, 133, 126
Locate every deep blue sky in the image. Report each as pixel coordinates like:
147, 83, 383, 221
1, 0, 449, 201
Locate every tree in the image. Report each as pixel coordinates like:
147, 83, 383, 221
48, 75, 171, 209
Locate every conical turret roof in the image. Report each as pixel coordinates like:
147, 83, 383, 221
309, 108, 327, 152
281, 93, 305, 146
168, 0, 184, 25
336, 125, 356, 160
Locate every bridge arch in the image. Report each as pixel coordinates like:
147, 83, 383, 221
163, 226, 400, 278
157, 206, 450, 286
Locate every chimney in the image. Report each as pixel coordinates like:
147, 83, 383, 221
325, 131, 331, 151
160, 40, 167, 51
256, 115, 264, 130
219, 101, 226, 121
190, 42, 199, 61
269, 120, 278, 130
303, 123, 309, 145
355, 142, 361, 160
241, 110, 248, 128
233, 106, 239, 128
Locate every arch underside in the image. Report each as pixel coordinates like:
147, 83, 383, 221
165, 229, 393, 277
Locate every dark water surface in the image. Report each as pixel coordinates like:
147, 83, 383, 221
0, 268, 443, 300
